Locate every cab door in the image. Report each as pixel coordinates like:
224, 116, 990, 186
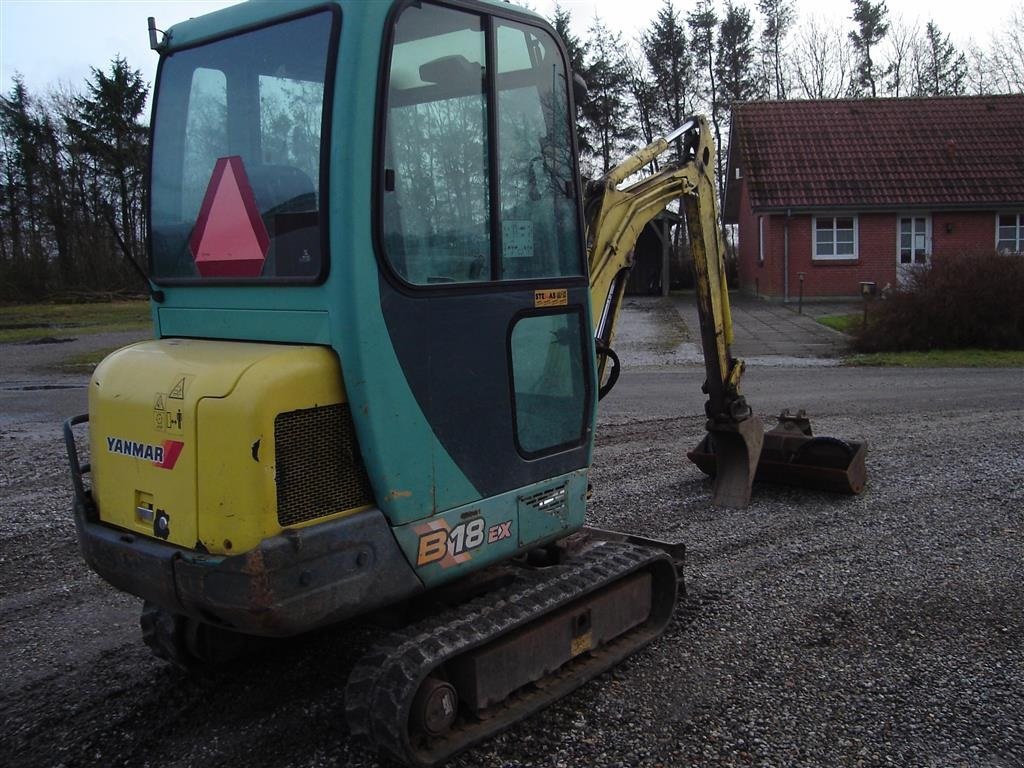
374, 1, 593, 518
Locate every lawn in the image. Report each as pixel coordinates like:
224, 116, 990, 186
846, 349, 1024, 367
816, 313, 862, 334
0, 300, 150, 343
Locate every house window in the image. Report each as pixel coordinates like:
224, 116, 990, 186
813, 215, 857, 260
899, 216, 930, 265
758, 216, 765, 264
997, 214, 1024, 253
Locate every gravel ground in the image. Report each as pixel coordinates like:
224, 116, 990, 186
1, 315, 1022, 768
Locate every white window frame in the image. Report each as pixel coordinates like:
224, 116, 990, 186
758, 216, 765, 264
812, 214, 859, 261
996, 212, 1024, 253
897, 214, 931, 266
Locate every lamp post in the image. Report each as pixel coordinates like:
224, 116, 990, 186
859, 281, 877, 330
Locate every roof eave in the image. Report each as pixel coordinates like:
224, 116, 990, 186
750, 201, 1024, 214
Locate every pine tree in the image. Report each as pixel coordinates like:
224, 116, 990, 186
717, 2, 758, 111
551, 3, 587, 74
849, 0, 890, 97
642, 0, 692, 159
0, 77, 48, 294
583, 16, 633, 175
915, 21, 967, 96
688, 0, 723, 183
624, 53, 660, 155
65, 57, 149, 269
757, 0, 794, 99
550, 3, 594, 158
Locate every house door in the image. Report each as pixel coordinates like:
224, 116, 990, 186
897, 215, 931, 287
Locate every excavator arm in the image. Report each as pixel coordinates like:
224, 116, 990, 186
584, 117, 866, 507
585, 117, 764, 506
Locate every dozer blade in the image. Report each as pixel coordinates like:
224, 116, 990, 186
704, 417, 764, 508
687, 410, 868, 497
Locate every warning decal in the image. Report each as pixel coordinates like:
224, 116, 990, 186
154, 376, 190, 434
189, 156, 269, 278
534, 288, 568, 308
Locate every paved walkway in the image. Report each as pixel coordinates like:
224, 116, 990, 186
613, 293, 858, 368
671, 292, 856, 362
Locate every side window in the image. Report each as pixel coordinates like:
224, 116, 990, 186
258, 75, 323, 185
381, 4, 582, 285
997, 213, 1023, 253
383, 5, 490, 284
496, 22, 580, 280
510, 312, 587, 455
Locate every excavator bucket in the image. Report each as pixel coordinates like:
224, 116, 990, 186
703, 417, 764, 508
688, 410, 867, 498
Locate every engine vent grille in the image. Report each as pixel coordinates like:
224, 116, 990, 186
520, 484, 568, 516
275, 403, 374, 527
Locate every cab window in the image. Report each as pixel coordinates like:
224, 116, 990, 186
150, 11, 335, 281
381, 3, 582, 285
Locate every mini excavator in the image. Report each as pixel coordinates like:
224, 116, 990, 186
64, 2, 865, 764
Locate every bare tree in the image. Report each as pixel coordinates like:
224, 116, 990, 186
989, 3, 1024, 93
965, 43, 997, 95
883, 16, 920, 97
792, 15, 853, 99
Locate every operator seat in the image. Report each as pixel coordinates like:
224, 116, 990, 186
245, 163, 320, 278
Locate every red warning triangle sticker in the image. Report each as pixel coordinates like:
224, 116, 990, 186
189, 156, 269, 278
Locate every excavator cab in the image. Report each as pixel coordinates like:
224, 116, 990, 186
65, 2, 679, 762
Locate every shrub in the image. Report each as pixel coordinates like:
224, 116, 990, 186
854, 252, 1024, 352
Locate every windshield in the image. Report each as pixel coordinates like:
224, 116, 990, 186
150, 10, 335, 281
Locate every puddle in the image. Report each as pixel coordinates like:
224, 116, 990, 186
1, 384, 86, 391
21, 336, 76, 346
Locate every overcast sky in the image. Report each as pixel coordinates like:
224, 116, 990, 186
1, 0, 1017, 99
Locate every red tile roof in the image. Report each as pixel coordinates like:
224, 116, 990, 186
723, 95, 1024, 220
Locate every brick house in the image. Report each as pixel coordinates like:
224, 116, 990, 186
723, 96, 1024, 299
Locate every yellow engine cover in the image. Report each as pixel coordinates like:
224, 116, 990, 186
89, 339, 372, 555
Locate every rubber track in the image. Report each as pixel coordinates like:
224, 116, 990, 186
345, 541, 676, 767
